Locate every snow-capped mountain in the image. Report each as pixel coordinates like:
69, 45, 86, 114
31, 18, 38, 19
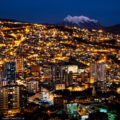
58, 15, 102, 29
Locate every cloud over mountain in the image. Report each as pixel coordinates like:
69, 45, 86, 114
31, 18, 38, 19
64, 15, 98, 24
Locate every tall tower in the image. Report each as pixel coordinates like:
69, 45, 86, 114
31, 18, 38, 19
49, 65, 66, 84
90, 62, 106, 83
90, 62, 107, 92
90, 62, 98, 83
0, 61, 20, 114
97, 63, 106, 81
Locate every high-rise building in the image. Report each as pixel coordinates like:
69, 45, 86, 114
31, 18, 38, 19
0, 86, 8, 111
4, 61, 16, 85
49, 65, 67, 84
19, 85, 27, 109
66, 71, 73, 87
48, 65, 78, 88
90, 62, 106, 83
16, 58, 24, 73
90, 62, 107, 92
97, 63, 106, 81
0, 61, 20, 114
0, 85, 20, 114
90, 62, 98, 83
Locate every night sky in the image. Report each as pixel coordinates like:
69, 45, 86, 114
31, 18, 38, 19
0, 0, 120, 26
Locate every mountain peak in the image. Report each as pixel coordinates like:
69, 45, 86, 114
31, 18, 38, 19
64, 15, 98, 24
58, 15, 102, 29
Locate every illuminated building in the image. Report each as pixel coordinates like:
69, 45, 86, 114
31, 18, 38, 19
0, 87, 8, 112
67, 65, 78, 73
90, 62, 106, 83
27, 80, 39, 93
49, 65, 67, 84
55, 83, 65, 90
81, 72, 85, 82
0, 61, 16, 87
90, 62, 107, 92
97, 63, 106, 81
97, 63, 107, 92
66, 103, 78, 117
0, 85, 20, 114
90, 62, 98, 83
0, 61, 20, 114
66, 71, 73, 87
67, 85, 85, 91
0, 70, 8, 87
0, 80, 8, 87
19, 85, 27, 109
16, 58, 24, 73
4, 61, 16, 85
49, 64, 79, 87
